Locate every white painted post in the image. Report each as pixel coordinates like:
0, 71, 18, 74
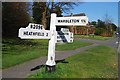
46, 13, 56, 72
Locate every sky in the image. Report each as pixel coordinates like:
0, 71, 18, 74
62, 2, 118, 26
4, 0, 118, 26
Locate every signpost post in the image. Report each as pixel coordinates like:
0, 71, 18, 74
45, 13, 56, 72
18, 13, 88, 72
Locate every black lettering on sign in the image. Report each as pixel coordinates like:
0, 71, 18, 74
24, 31, 28, 35
36, 25, 40, 29
30, 25, 33, 29
33, 32, 37, 35
46, 33, 48, 36
40, 26, 42, 29
29, 32, 32, 35
57, 36, 60, 38
37, 32, 40, 36
41, 32, 43, 36
30, 24, 42, 30
38, 32, 44, 36
58, 19, 80, 23
58, 20, 61, 22
33, 25, 35, 29
35, 25, 42, 29
23, 31, 47, 36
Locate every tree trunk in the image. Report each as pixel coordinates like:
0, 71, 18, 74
42, 3, 47, 29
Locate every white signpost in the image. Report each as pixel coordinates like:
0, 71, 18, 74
19, 28, 51, 39
18, 13, 88, 72
18, 23, 51, 39
56, 16, 88, 26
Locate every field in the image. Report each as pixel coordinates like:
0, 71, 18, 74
30, 45, 118, 78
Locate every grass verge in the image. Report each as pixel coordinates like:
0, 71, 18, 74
74, 35, 112, 40
56, 40, 92, 51
30, 45, 118, 78
2, 39, 48, 69
2, 38, 91, 69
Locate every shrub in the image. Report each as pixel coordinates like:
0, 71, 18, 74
95, 28, 106, 35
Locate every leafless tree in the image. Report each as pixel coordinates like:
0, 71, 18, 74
104, 13, 113, 32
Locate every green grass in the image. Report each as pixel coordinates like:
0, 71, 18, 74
2, 39, 49, 69
74, 35, 112, 40
2, 38, 91, 69
56, 40, 92, 51
30, 45, 118, 78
